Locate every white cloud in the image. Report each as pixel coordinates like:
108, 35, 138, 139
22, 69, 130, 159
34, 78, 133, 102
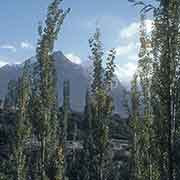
115, 41, 140, 63
120, 20, 153, 40
0, 60, 8, 67
0, 56, 9, 67
114, 19, 153, 86
120, 22, 139, 40
0, 45, 16, 52
116, 42, 140, 57
146, 20, 153, 33
20, 41, 33, 49
66, 53, 82, 64
115, 62, 137, 88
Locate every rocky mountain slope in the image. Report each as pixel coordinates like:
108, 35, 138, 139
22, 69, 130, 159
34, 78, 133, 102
0, 51, 128, 116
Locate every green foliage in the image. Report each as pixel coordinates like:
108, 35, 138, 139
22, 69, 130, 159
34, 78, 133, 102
30, 0, 70, 180
4, 80, 19, 110
129, 14, 160, 180
14, 62, 32, 180
81, 28, 116, 180
4, 0, 180, 180
151, 1, 180, 179
129, 1, 180, 180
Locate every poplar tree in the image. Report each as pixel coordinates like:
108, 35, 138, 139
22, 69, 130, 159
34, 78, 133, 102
82, 90, 93, 180
63, 80, 70, 143
129, 73, 140, 180
104, 48, 116, 120
137, 14, 153, 180
82, 28, 116, 180
136, 14, 159, 180
151, 1, 180, 179
128, 0, 180, 179
14, 62, 32, 180
4, 80, 19, 110
62, 80, 70, 180
34, 0, 70, 179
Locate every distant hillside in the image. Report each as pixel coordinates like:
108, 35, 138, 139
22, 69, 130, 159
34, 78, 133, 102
0, 51, 128, 116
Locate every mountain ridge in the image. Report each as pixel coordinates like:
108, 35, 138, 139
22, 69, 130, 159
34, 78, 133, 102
0, 51, 128, 116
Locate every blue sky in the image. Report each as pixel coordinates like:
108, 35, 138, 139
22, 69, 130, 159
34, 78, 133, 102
0, 0, 154, 85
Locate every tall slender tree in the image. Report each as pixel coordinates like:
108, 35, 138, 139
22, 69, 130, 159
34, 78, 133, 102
33, 0, 70, 179
151, 1, 180, 179
129, 73, 140, 180
4, 80, 19, 110
82, 28, 116, 180
128, 0, 180, 179
136, 14, 159, 180
129, 13, 160, 180
62, 80, 70, 180
14, 62, 32, 180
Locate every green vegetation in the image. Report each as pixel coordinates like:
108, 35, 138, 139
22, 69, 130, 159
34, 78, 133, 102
1, 0, 180, 180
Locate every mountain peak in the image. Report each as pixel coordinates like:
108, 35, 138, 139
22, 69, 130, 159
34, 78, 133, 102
0, 51, 128, 116
53, 51, 73, 65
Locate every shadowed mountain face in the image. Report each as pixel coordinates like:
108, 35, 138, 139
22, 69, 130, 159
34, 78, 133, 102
0, 51, 128, 116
